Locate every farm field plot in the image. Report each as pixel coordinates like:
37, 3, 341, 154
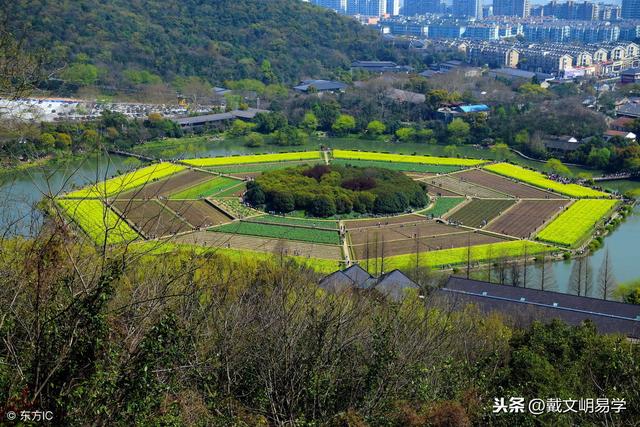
112, 199, 192, 238
211, 198, 261, 218
214, 182, 246, 197
173, 231, 343, 260
330, 159, 461, 174
351, 231, 508, 259
447, 199, 516, 228
183, 151, 322, 167
424, 184, 462, 197
371, 240, 553, 271
212, 221, 341, 245
344, 214, 431, 230
348, 221, 462, 246
204, 160, 323, 175
248, 215, 339, 230
163, 200, 233, 228
484, 163, 609, 198
416, 197, 466, 218
57, 199, 139, 245
117, 170, 214, 199
424, 175, 510, 198
65, 162, 185, 199
454, 169, 560, 199
332, 150, 487, 166
536, 199, 618, 246
486, 199, 570, 238
169, 176, 240, 199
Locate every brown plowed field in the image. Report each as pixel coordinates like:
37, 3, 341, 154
116, 170, 214, 199
345, 214, 428, 230
351, 231, 508, 259
405, 172, 435, 179
425, 175, 510, 198
424, 184, 462, 197
454, 169, 560, 199
348, 221, 462, 246
485, 199, 570, 238
447, 199, 516, 228
163, 200, 233, 228
173, 231, 343, 260
112, 199, 192, 238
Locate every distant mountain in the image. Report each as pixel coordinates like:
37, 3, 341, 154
5, 0, 389, 86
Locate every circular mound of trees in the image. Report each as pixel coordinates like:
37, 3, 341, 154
244, 164, 428, 217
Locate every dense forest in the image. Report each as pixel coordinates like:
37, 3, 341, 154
246, 164, 428, 216
4, 0, 390, 85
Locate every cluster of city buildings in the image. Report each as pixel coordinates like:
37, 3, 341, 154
306, 0, 640, 20
381, 17, 640, 43
433, 39, 640, 74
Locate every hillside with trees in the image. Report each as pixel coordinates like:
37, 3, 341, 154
4, 0, 388, 87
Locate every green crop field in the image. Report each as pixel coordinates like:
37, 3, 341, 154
536, 199, 618, 247
332, 149, 487, 166
169, 177, 240, 199
416, 197, 466, 218
213, 198, 261, 218
248, 215, 340, 230
133, 241, 340, 274
183, 151, 322, 167
57, 199, 139, 245
483, 163, 608, 198
366, 240, 553, 272
212, 221, 340, 245
447, 199, 516, 228
65, 162, 185, 199
329, 159, 461, 173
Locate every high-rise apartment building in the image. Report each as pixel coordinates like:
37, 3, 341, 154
403, 0, 445, 15
386, 0, 401, 15
622, 0, 640, 19
453, 0, 482, 19
493, 0, 530, 17
346, 0, 386, 16
309, 0, 347, 14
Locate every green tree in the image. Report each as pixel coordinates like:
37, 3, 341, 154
39, 133, 56, 150
61, 63, 99, 85
395, 127, 415, 142
310, 194, 337, 217
261, 59, 278, 84
244, 132, 264, 147
545, 158, 572, 177
331, 114, 356, 136
447, 118, 470, 145
414, 128, 435, 144
54, 132, 72, 149
366, 120, 385, 136
301, 112, 319, 134
228, 120, 255, 137
81, 129, 100, 147
587, 147, 611, 169
444, 145, 459, 158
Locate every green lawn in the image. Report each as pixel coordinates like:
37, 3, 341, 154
416, 197, 465, 218
330, 159, 461, 173
212, 221, 341, 245
248, 215, 340, 230
169, 177, 240, 199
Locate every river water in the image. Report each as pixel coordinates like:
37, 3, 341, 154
1, 144, 639, 295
